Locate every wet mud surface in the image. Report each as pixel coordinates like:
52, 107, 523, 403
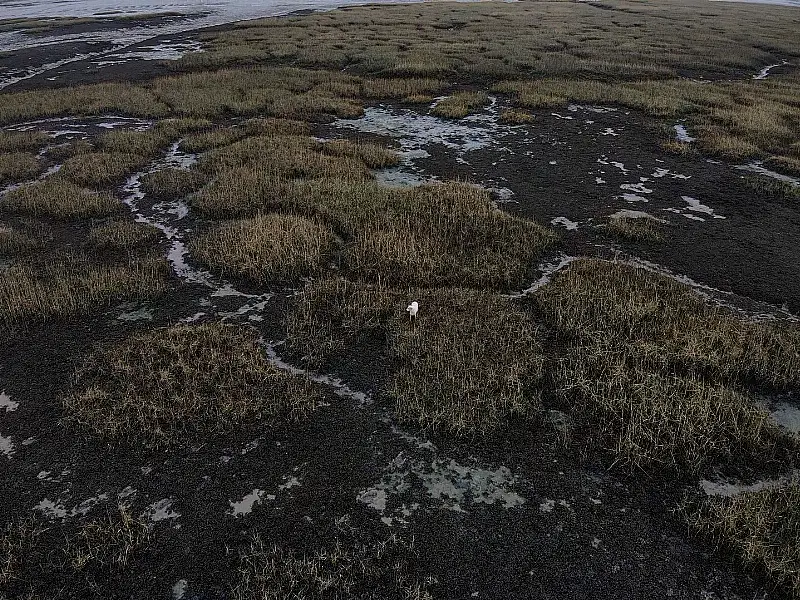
1, 90, 799, 597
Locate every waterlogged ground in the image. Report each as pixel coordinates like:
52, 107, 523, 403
1, 95, 800, 598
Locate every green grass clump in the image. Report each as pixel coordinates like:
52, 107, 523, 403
0, 152, 40, 185
0, 130, 49, 153
191, 214, 337, 284
234, 533, 434, 600
0, 179, 119, 218
0, 255, 167, 331
685, 484, 800, 598
605, 216, 664, 242
431, 91, 488, 119
62, 323, 320, 448
140, 168, 208, 201
87, 220, 161, 251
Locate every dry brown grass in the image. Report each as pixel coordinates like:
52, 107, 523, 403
57, 152, 146, 188
499, 109, 534, 125
0, 254, 168, 331
233, 533, 434, 600
0, 179, 119, 218
321, 139, 400, 169
0, 152, 40, 184
139, 168, 208, 201
684, 484, 800, 598
0, 226, 41, 256
1, 508, 150, 599
66, 507, 151, 572
87, 220, 161, 251
0, 131, 49, 153
196, 177, 556, 289
192, 214, 337, 284
431, 91, 488, 119
534, 259, 800, 389
604, 216, 664, 242
0, 82, 168, 125
532, 258, 800, 471
62, 323, 320, 448
288, 279, 545, 433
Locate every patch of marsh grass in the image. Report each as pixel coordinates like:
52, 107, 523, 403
87, 220, 161, 252
0, 179, 119, 218
63, 323, 320, 448
191, 214, 337, 284
684, 484, 800, 598
1, 509, 150, 599
66, 507, 151, 573
499, 109, 534, 124
0, 83, 168, 125
0, 254, 167, 331
605, 215, 664, 242
140, 168, 208, 201
0, 226, 41, 256
233, 533, 434, 600
0, 130, 49, 153
553, 344, 783, 472
288, 279, 545, 433
322, 139, 400, 169
431, 91, 488, 119
57, 152, 147, 188
534, 259, 800, 390
0, 152, 40, 185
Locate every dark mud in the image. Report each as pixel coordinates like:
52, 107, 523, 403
1, 92, 798, 599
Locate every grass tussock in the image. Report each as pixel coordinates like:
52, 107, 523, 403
87, 220, 161, 251
0, 254, 167, 331
322, 139, 400, 169
685, 484, 800, 598
388, 288, 545, 433
0, 226, 41, 256
533, 258, 800, 471
0, 152, 40, 184
0, 130, 49, 153
66, 508, 151, 573
431, 91, 488, 119
195, 178, 556, 288
534, 259, 800, 390
57, 152, 146, 188
0, 179, 119, 218
605, 215, 664, 242
192, 214, 337, 284
63, 323, 320, 448
140, 168, 208, 201
233, 533, 434, 600
289, 279, 545, 433
499, 109, 534, 124
1, 508, 150, 599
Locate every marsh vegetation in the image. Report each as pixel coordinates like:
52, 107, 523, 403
1, 0, 799, 598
